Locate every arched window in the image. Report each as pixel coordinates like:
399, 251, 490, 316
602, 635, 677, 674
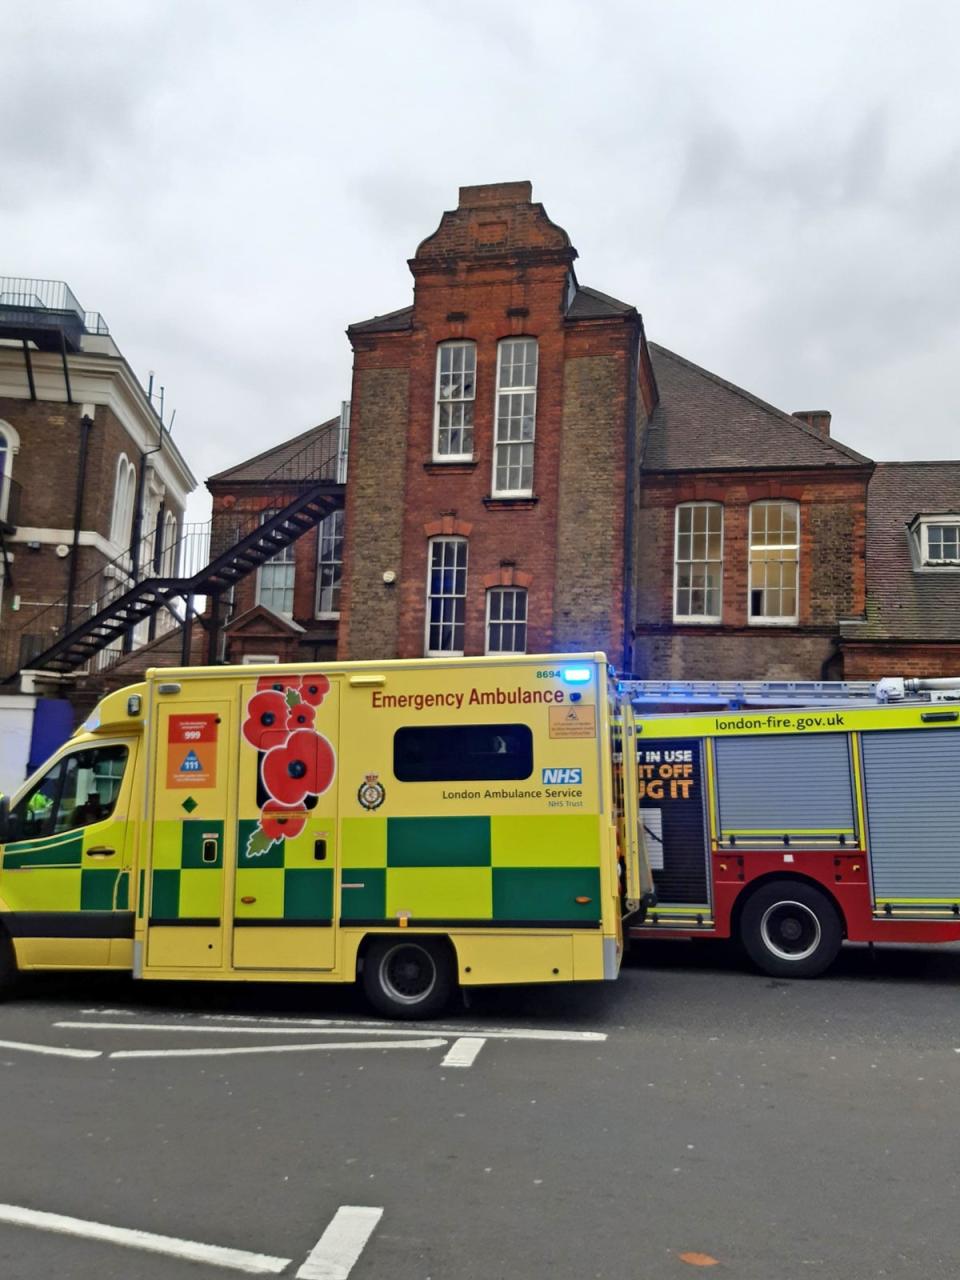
161, 510, 178, 576
0, 421, 20, 523
434, 341, 476, 461
493, 337, 538, 497
109, 454, 137, 552
749, 500, 799, 623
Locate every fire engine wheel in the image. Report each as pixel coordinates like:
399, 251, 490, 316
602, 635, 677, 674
362, 937, 455, 1019
740, 882, 843, 978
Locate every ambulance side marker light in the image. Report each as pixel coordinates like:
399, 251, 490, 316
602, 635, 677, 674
575, 896, 592, 904
126, 695, 141, 716
157, 683, 181, 695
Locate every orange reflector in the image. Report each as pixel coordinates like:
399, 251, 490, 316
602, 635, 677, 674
240, 896, 256, 905
575, 896, 592, 904
679, 1253, 719, 1267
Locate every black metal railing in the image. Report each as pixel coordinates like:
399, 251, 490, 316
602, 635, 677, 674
3, 417, 347, 679
0, 277, 84, 317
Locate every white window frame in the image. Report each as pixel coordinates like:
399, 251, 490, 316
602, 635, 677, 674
492, 338, 538, 498
109, 453, 137, 559
0, 420, 19, 524
424, 536, 468, 656
920, 520, 960, 566
748, 500, 800, 626
256, 509, 296, 617
673, 502, 723, 623
433, 341, 477, 462
315, 508, 344, 619
242, 653, 280, 664
485, 586, 528, 654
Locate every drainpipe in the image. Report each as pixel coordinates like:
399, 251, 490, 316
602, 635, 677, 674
65, 405, 95, 631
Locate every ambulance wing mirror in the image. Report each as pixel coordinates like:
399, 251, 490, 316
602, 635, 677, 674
0, 795, 9, 843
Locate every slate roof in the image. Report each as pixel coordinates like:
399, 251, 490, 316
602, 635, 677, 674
207, 416, 339, 485
565, 285, 637, 320
349, 284, 636, 333
840, 462, 960, 642
643, 345, 871, 471
348, 305, 413, 335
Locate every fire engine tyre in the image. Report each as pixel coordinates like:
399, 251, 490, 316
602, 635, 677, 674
740, 882, 843, 978
362, 937, 455, 1019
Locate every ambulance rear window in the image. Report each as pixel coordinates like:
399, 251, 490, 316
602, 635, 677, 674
393, 724, 533, 783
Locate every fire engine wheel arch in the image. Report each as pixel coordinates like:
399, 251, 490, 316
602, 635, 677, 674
737, 878, 845, 979
359, 934, 457, 1020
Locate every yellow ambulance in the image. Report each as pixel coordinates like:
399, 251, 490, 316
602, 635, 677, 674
0, 655, 651, 1017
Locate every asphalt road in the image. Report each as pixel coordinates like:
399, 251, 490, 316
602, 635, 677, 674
0, 938, 959, 1279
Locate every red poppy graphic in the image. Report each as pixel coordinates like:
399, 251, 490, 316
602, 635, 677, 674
262, 728, 336, 806
286, 701, 316, 730
241, 691, 288, 750
256, 674, 302, 695
259, 799, 307, 842
299, 674, 330, 706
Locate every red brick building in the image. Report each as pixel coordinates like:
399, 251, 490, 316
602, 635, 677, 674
633, 347, 874, 680
207, 182, 959, 682
338, 181, 654, 668
205, 413, 347, 665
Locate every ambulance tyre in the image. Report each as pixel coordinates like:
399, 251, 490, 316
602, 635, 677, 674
0, 932, 18, 998
740, 881, 843, 978
362, 936, 455, 1019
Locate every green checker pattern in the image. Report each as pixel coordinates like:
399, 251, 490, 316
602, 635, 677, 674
340, 814, 602, 924
2, 831, 130, 913
149, 819, 225, 921
234, 819, 333, 923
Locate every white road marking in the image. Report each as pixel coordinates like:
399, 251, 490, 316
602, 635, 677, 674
295, 1206, 383, 1280
57, 1021, 444, 1038
76, 1011, 607, 1043
0, 1203, 289, 1274
110, 1037, 448, 1060
0, 1039, 101, 1060
441, 1036, 486, 1068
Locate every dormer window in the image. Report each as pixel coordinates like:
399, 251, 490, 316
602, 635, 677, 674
920, 520, 960, 565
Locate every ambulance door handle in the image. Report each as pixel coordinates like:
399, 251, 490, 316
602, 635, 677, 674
314, 839, 327, 861
87, 846, 116, 858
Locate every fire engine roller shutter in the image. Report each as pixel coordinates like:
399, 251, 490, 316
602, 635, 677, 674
715, 734, 855, 839
861, 729, 960, 900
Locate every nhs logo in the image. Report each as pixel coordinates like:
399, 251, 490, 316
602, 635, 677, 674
542, 767, 583, 785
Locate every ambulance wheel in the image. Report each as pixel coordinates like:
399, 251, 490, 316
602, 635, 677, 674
362, 937, 455, 1019
0, 933, 19, 998
740, 882, 843, 978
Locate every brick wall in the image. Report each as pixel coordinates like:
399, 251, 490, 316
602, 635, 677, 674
337, 363, 410, 659
632, 469, 870, 679
0, 397, 184, 675
554, 349, 633, 662
841, 642, 960, 679
338, 183, 640, 664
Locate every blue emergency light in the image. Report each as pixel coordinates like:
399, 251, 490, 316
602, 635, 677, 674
562, 666, 592, 685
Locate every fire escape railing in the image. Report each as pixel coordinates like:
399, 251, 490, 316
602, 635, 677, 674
3, 419, 347, 682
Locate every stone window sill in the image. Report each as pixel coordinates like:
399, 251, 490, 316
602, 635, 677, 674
482, 495, 539, 511
423, 461, 478, 475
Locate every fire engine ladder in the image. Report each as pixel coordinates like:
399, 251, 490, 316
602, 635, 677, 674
617, 678, 960, 708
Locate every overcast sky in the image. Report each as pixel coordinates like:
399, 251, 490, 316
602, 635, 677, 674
4, 1, 959, 521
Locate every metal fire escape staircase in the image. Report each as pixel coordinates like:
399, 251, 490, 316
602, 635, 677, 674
4, 421, 346, 682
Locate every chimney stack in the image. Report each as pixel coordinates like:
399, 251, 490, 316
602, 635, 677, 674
793, 410, 832, 436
